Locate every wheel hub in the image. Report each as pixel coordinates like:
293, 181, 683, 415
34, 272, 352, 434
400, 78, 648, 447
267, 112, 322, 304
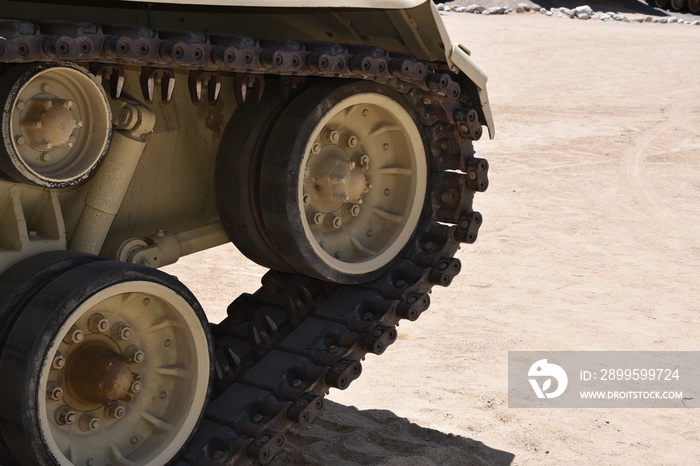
65, 341, 137, 406
19, 96, 81, 152
304, 132, 370, 221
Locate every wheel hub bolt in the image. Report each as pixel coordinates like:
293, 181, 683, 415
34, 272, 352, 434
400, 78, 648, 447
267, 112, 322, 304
47, 383, 64, 401
130, 380, 143, 394
125, 345, 145, 363
311, 143, 321, 155
252, 413, 263, 423
111, 322, 133, 341
321, 129, 340, 144
55, 406, 76, 425
341, 133, 358, 148
88, 313, 110, 333
308, 211, 324, 225
64, 325, 84, 344
105, 403, 126, 420
324, 214, 342, 230
342, 203, 361, 217
52, 354, 66, 370
79, 414, 101, 432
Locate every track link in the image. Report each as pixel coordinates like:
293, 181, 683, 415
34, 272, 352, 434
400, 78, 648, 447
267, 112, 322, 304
0, 19, 488, 465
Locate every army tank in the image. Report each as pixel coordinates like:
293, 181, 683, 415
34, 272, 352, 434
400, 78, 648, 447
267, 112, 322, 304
0, 0, 493, 464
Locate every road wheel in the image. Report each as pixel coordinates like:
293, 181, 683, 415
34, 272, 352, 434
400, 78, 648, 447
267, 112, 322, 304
688, 0, 699, 12
0, 261, 212, 466
0, 251, 106, 465
0, 62, 111, 188
215, 80, 294, 273
259, 80, 428, 284
670, 0, 687, 10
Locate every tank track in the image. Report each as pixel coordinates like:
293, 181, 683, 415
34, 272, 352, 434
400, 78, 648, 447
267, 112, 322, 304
0, 19, 488, 465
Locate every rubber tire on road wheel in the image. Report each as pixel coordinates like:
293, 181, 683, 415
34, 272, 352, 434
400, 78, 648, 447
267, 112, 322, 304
215, 80, 294, 273
259, 80, 429, 284
0, 251, 105, 466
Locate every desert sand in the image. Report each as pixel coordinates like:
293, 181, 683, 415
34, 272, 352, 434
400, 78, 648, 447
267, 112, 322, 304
165, 6, 700, 465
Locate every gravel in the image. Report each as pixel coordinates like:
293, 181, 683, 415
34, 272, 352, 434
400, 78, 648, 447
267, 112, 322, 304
434, 0, 700, 24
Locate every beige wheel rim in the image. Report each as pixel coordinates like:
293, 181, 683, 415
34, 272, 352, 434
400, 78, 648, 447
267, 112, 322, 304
37, 281, 210, 466
299, 92, 427, 275
5, 63, 110, 186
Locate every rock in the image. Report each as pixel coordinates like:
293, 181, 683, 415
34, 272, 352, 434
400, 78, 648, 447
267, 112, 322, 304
578, 12, 591, 20
454, 6, 467, 12
659, 17, 668, 23
540, 7, 547, 14
574, 5, 594, 16
516, 5, 525, 13
546, 10, 553, 16
598, 13, 612, 20
517, 3, 531, 11
693, 20, 700, 25
612, 14, 626, 21
668, 16, 679, 23
486, 6, 507, 15
559, 7, 573, 16
435, 3, 445, 11
467, 5, 486, 13
444, 5, 451, 11
632, 17, 644, 22
644, 16, 654, 22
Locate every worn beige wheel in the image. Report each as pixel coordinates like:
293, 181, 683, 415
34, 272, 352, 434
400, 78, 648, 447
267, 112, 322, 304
670, 0, 687, 9
260, 81, 428, 283
0, 262, 212, 466
0, 62, 111, 187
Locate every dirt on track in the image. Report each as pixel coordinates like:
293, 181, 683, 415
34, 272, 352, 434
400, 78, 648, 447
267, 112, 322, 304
165, 8, 700, 466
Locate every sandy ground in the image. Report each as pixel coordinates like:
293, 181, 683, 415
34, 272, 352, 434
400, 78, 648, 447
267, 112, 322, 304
165, 9, 700, 466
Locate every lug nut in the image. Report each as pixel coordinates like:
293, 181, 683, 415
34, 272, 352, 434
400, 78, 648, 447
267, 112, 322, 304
55, 406, 76, 425
111, 322, 133, 341
342, 204, 361, 217
88, 313, 110, 333
130, 380, 143, 394
52, 354, 66, 370
341, 133, 358, 148
311, 143, 321, 155
47, 383, 63, 401
307, 211, 324, 225
321, 129, 340, 144
64, 325, 84, 344
324, 214, 342, 230
125, 345, 145, 363
79, 414, 101, 432
105, 403, 126, 420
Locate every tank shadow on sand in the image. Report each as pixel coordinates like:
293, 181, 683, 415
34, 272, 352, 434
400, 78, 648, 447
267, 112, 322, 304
272, 400, 514, 465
